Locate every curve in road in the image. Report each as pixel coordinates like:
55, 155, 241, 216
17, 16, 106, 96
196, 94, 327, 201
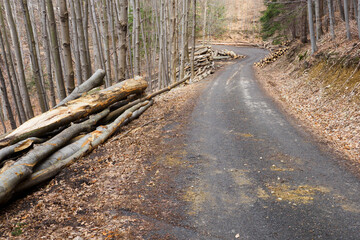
175, 47, 360, 240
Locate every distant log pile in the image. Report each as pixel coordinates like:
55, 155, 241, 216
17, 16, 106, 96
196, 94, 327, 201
183, 46, 246, 82
254, 40, 292, 68
254, 47, 290, 68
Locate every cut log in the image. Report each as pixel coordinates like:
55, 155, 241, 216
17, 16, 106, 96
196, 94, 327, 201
0, 137, 43, 163
0, 76, 148, 148
102, 76, 190, 124
55, 69, 106, 108
16, 101, 153, 192
0, 108, 110, 205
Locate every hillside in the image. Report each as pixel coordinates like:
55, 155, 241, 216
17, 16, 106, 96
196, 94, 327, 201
255, 19, 360, 168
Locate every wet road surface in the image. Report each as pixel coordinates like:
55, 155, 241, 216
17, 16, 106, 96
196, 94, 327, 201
174, 47, 360, 239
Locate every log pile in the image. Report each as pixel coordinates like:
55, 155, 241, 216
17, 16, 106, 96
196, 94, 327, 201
0, 47, 245, 206
182, 46, 246, 82
254, 47, 290, 68
0, 70, 191, 205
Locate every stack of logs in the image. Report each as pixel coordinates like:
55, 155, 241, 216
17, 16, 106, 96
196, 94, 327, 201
182, 46, 246, 82
0, 71, 159, 205
0, 47, 243, 206
254, 47, 290, 68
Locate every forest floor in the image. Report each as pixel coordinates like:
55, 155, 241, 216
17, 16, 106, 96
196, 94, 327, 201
0, 62, 228, 239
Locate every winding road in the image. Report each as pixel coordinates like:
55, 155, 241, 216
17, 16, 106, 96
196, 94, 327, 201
173, 47, 360, 239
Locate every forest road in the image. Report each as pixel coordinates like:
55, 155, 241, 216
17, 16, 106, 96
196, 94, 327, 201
171, 46, 360, 240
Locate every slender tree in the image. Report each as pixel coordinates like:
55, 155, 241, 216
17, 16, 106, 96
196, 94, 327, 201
315, 0, 323, 40
3, 0, 34, 118
308, 0, 318, 54
75, 0, 91, 82
328, 0, 336, 39
344, 0, 352, 40
58, 0, 75, 94
46, 0, 67, 100
21, 0, 49, 113
118, 0, 128, 82
338, 0, 345, 20
191, 0, 196, 81
0, 61, 16, 129
0, 8, 25, 123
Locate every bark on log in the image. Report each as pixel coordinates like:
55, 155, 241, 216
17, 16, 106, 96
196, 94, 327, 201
0, 77, 148, 148
0, 109, 110, 205
55, 69, 106, 108
102, 76, 190, 124
0, 137, 43, 163
16, 101, 153, 192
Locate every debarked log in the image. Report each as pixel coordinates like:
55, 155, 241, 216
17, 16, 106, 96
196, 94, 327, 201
0, 109, 110, 205
55, 69, 106, 108
0, 137, 44, 164
0, 76, 148, 148
15, 101, 153, 193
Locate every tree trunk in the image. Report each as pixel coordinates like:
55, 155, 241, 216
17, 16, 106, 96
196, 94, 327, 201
69, 1, 83, 86
58, 0, 75, 94
40, 0, 57, 107
191, 0, 196, 81
308, 0, 318, 53
344, 0, 352, 40
109, 0, 119, 82
75, 0, 91, 82
3, 0, 34, 119
0, 9, 25, 124
0, 77, 148, 148
90, 0, 106, 74
101, 0, 112, 86
338, 0, 346, 20
301, 4, 308, 43
0, 66, 16, 129
315, 0, 323, 40
328, 0, 336, 39
202, 0, 207, 45
119, 0, 128, 82
21, 0, 49, 113
46, 0, 67, 100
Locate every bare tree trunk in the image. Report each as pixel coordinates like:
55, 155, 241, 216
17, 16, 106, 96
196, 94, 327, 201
180, 0, 188, 80
191, 0, 196, 81
308, 0, 318, 54
0, 65, 16, 129
133, 0, 141, 76
21, 0, 49, 113
344, 0, 352, 39
100, 0, 112, 86
0, 8, 25, 123
75, 0, 91, 82
3, 0, 34, 118
170, 0, 178, 83
82, 1, 92, 75
301, 6, 308, 43
119, 0, 128, 82
90, 0, 106, 73
338, 0, 345, 20
47, 0, 67, 100
315, 0, 323, 40
69, 1, 82, 86
202, 0, 207, 45
40, 0, 56, 107
108, 0, 119, 82
328, 0, 336, 39
58, 0, 75, 94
